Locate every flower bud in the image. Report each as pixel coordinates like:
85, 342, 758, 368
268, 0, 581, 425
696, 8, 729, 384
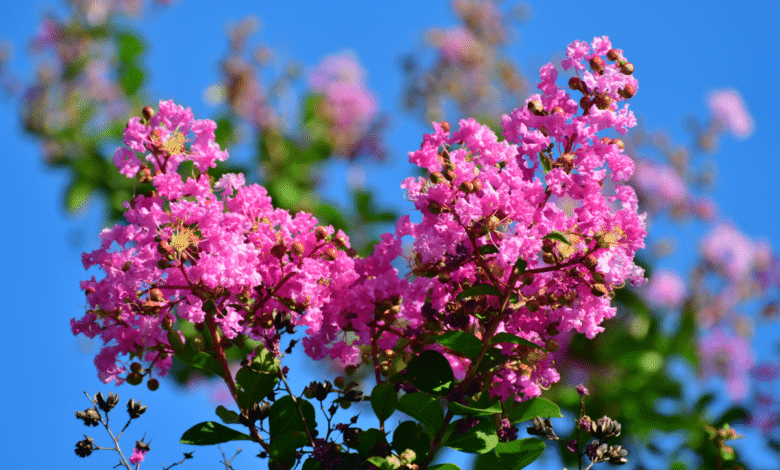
161, 316, 174, 330
431, 171, 447, 184
607, 49, 620, 61
594, 94, 611, 110
590, 284, 608, 297
149, 288, 164, 302
611, 138, 625, 150
130, 362, 143, 373
428, 201, 444, 215
333, 234, 348, 248
315, 226, 329, 240
568, 76, 582, 92
472, 178, 483, 192
441, 121, 450, 132
522, 272, 534, 285
618, 84, 635, 99
270, 242, 286, 259
579, 96, 592, 112
526, 299, 540, 312
147, 378, 159, 391
126, 372, 144, 386
142, 106, 155, 121
620, 62, 634, 75
527, 99, 546, 116
583, 254, 598, 270
459, 180, 474, 194
323, 247, 339, 261
589, 56, 605, 74
291, 241, 305, 257
552, 106, 565, 115
542, 252, 556, 264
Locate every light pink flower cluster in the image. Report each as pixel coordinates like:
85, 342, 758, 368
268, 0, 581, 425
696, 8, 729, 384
308, 52, 380, 158
73, 100, 358, 384
643, 270, 687, 310
707, 89, 755, 139
697, 328, 754, 401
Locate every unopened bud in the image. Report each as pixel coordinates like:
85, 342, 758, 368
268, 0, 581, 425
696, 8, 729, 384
126, 372, 143, 386
568, 76, 582, 92
472, 178, 483, 192
147, 378, 159, 391
526, 299, 540, 312
607, 49, 620, 61
459, 180, 474, 194
142, 106, 155, 121
149, 288, 164, 302
323, 247, 339, 261
611, 138, 625, 150
528, 99, 546, 116
431, 171, 447, 184
594, 94, 611, 110
620, 62, 634, 75
161, 316, 174, 330
522, 273, 534, 285
579, 96, 592, 112
542, 252, 556, 264
441, 121, 450, 133
618, 84, 635, 99
589, 56, 605, 74
428, 201, 444, 215
291, 241, 305, 257
315, 226, 329, 240
590, 284, 609, 297
552, 106, 565, 115
333, 234, 348, 248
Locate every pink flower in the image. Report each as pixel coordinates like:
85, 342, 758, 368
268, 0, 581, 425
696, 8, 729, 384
129, 444, 149, 464
700, 224, 756, 280
707, 89, 755, 139
698, 328, 754, 401
643, 270, 687, 310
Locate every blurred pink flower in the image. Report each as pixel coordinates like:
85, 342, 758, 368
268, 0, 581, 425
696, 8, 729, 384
700, 224, 756, 280
707, 89, 755, 139
698, 328, 754, 401
643, 269, 687, 310
632, 161, 687, 213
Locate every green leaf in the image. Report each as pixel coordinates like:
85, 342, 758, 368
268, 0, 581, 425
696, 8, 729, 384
542, 231, 570, 245
176, 349, 226, 378
434, 331, 484, 361
513, 258, 527, 274
268, 431, 309, 469
477, 245, 499, 255
355, 428, 388, 458
405, 350, 455, 394
474, 439, 545, 469
444, 418, 498, 454
270, 396, 316, 437
457, 283, 502, 301
540, 155, 552, 173
180, 421, 252, 445
370, 382, 398, 422
215, 405, 239, 424
397, 393, 444, 430
506, 397, 562, 424
235, 367, 277, 409
392, 421, 431, 460
65, 180, 94, 213
117, 32, 145, 62
448, 398, 501, 416
489, 332, 545, 351
119, 63, 144, 96
302, 458, 325, 470
429, 465, 461, 470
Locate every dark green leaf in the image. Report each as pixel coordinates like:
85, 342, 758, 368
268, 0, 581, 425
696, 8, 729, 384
714, 406, 748, 427
406, 350, 455, 394
444, 418, 498, 454
542, 231, 570, 245
215, 405, 239, 424
397, 393, 444, 430
302, 458, 325, 470
474, 439, 545, 469
489, 332, 545, 350
268, 431, 309, 469
270, 396, 316, 437
478, 245, 499, 255
176, 349, 226, 378
370, 382, 398, 422
434, 331, 484, 361
235, 367, 277, 409
514, 258, 527, 274
429, 465, 461, 470
540, 155, 552, 173
355, 428, 388, 458
180, 421, 252, 445
457, 283, 502, 301
448, 398, 501, 416
506, 397, 562, 424
392, 421, 431, 460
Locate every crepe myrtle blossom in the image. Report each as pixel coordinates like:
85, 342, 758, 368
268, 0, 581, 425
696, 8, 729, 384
698, 327, 754, 401
73, 37, 645, 404
707, 89, 755, 139
73, 99, 360, 385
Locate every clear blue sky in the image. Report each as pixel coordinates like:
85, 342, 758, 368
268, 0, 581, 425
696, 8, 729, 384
1, 1, 779, 469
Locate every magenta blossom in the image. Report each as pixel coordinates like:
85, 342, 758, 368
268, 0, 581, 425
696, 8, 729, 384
707, 89, 755, 139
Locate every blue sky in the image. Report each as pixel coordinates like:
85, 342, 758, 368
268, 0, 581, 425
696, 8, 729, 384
1, 1, 779, 469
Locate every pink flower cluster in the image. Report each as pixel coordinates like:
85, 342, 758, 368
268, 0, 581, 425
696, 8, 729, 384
73, 100, 358, 384
642, 270, 687, 310
308, 52, 380, 157
707, 89, 755, 139
697, 328, 754, 401
73, 37, 646, 403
